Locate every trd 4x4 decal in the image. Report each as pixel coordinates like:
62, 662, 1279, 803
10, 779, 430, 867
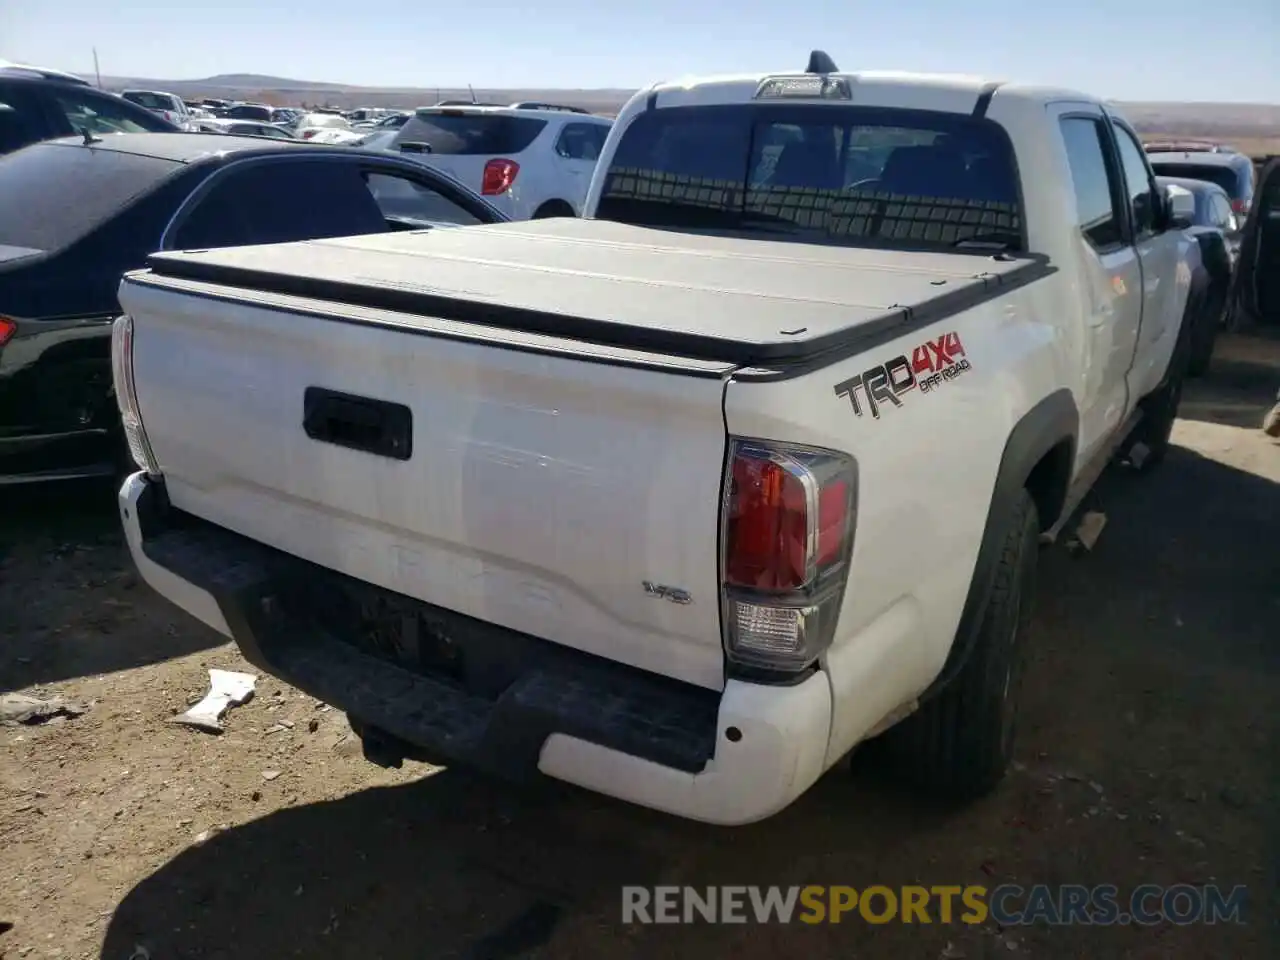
834, 332, 972, 419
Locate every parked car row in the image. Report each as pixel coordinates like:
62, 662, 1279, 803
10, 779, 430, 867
0, 64, 620, 219
123, 93, 309, 134
191, 117, 298, 139
192, 105, 367, 143
1145, 140, 1257, 219
1143, 139, 1262, 372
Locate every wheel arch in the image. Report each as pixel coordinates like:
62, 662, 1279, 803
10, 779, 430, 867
532, 198, 577, 219
1160, 263, 1212, 386
921, 388, 1078, 702
1186, 260, 1213, 313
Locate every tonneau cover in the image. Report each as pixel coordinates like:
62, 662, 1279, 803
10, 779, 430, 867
143, 218, 1047, 366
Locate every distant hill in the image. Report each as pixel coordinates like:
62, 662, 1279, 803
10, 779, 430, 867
1116, 100, 1280, 137
193, 73, 352, 91
81, 73, 1280, 139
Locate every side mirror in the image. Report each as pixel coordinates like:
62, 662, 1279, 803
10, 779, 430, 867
1163, 184, 1196, 230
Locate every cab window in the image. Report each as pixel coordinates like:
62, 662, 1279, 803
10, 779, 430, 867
1110, 123, 1158, 236
598, 104, 1023, 250
1058, 117, 1125, 251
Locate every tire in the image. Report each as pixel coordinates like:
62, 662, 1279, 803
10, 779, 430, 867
1129, 302, 1195, 472
1130, 363, 1186, 472
532, 200, 575, 219
1186, 287, 1223, 378
870, 489, 1040, 802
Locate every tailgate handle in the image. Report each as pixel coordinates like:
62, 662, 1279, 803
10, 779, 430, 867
303, 387, 412, 461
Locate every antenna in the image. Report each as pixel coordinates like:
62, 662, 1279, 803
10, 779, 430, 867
806, 50, 838, 74
93, 47, 102, 88
468, 84, 476, 104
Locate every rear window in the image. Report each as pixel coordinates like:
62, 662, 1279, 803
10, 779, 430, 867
395, 112, 547, 155
123, 91, 176, 111
597, 104, 1024, 250
0, 143, 179, 253
227, 104, 273, 122
1147, 161, 1241, 199
170, 160, 391, 250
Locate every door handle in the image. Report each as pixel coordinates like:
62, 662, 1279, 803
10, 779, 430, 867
303, 387, 412, 460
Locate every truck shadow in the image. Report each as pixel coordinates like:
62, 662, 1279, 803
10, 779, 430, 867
100, 445, 1279, 960
1179, 332, 1280, 429
97, 763, 965, 960
0, 480, 227, 692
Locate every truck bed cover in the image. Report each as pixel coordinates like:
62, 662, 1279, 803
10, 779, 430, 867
140, 218, 1049, 367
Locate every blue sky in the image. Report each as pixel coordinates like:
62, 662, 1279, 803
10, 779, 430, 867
3, 0, 1276, 102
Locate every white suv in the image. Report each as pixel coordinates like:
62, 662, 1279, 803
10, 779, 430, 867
120, 89, 195, 131
388, 104, 612, 220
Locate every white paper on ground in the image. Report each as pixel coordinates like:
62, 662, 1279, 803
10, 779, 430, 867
171, 669, 257, 732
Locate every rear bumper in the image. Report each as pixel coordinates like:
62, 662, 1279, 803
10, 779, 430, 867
120, 473, 834, 825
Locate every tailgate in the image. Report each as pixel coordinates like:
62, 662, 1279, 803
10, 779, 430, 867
119, 276, 730, 691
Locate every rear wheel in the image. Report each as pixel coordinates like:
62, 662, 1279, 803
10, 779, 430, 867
869, 489, 1039, 802
1130, 364, 1186, 472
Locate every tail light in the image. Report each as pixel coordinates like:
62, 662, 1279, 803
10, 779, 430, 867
0, 316, 15, 347
301, 129, 317, 140
720, 439, 857, 673
1230, 198, 1247, 215
482, 158, 519, 195
110, 314, 161, 477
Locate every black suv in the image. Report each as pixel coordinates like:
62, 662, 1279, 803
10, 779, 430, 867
1145, 141, 1257, 222
0, 65, 178, 156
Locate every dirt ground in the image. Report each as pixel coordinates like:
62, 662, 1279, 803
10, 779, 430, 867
2, 337, 1277, 960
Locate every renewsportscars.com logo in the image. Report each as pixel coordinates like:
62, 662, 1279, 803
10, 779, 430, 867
621, 884, 1248, 926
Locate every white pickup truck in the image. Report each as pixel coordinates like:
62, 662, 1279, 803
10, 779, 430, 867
113, 54, 1203, 825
